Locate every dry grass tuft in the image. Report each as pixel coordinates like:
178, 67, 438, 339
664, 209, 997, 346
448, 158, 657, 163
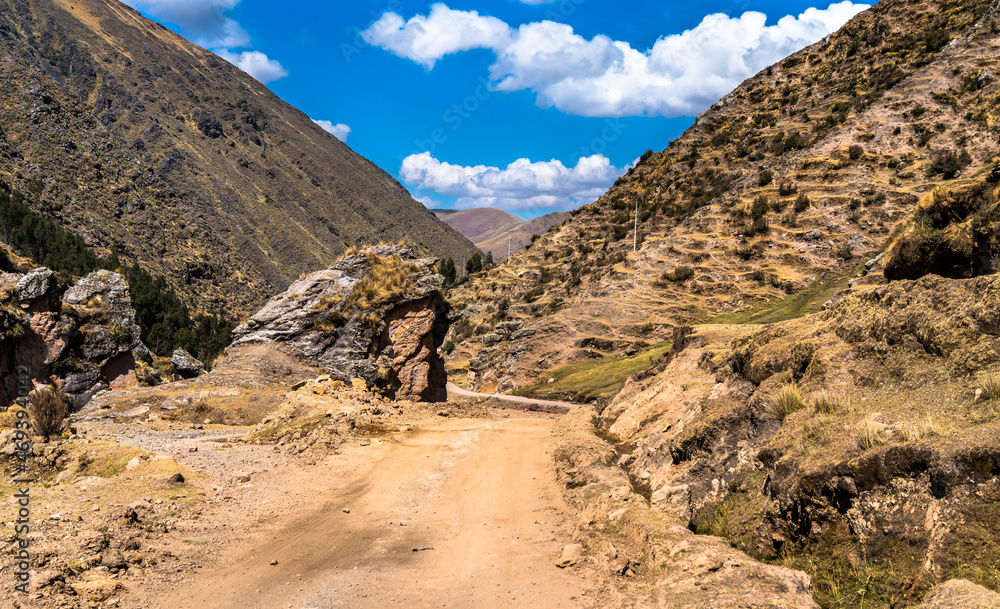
768, 384, 805, 421
854, 419, 887, 451
810, 390, 846, 414
980, 374, 1000, 401
344, 254, 418, 311
30, 386, 69, 440
900, 416, 942, 442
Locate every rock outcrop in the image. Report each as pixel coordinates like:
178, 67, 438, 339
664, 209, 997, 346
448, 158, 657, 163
1, 268, 148, 408
595, 274, 1000, 607
171, 349, 204, 379
918, 579, 1000, 608
884, 179, 1000, 280
232, 246, 450, 402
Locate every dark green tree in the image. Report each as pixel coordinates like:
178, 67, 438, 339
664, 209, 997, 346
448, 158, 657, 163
0, 180, 234, 364
438, 258, 457, 286
466, 253, 483, 275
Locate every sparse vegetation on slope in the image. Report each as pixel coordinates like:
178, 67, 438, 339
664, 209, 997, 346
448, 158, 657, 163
0, 179, 233, 361
447, 0, 1000, 395
0, 0, 477, 317
512, 341, 672, 405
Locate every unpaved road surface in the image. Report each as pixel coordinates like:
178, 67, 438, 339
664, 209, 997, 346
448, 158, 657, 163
140, 417, 594, 609
446, 383, 585, 410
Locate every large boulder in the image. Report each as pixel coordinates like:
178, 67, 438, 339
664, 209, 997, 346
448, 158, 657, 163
1, 268, 148, 409
233, 245, 450, 401
15, 267, 53, 303
171, 349, 204, 378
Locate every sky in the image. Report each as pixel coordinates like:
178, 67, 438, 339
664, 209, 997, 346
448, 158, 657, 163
122, 0, 870, 219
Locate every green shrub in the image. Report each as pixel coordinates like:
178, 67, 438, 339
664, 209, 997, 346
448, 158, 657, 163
927, 148, 972, 180
657, 266, 695, 285
751, 196, 770, 220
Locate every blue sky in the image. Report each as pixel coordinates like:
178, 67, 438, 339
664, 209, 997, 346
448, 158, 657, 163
123, 0, 870, 219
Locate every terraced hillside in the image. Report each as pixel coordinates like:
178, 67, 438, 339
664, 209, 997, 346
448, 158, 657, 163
447, 0, 1000, 397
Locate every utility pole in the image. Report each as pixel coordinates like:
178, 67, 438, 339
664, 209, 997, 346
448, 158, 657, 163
633, 199, 638, 252
508, 235, 511, 259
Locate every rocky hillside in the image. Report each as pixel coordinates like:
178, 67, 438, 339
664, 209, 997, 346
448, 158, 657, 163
446, 0, 1000, 393
594, 268, 1000, 607
434, 208, 571, 260
0, 0, 478, 316
232, 245, 450, 402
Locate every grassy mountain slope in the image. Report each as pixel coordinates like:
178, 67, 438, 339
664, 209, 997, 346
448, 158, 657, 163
476, 211, 572, 260
447, 0, 1000, 394
0, 0, 478, 316
432, 208, 523, 243
434, 208, 571, 260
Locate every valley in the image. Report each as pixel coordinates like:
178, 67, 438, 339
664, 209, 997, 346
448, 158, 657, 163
3, 0, 1000, 607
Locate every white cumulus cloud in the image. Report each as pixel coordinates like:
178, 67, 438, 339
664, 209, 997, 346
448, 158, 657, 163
124, 0, 288, 84
362, 3, 512, 69
312, 119, 352, 142
400, 152, 627, 212
123, 0, 245, 47
363, 1, 869, 117
217, 50, 289, 84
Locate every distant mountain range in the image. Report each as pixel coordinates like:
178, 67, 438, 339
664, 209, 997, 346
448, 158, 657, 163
432, 208, 571, 260
0, 0, 478, 315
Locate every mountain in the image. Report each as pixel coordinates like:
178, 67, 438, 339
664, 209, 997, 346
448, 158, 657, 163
0, 0, 478, 316
432, 208, 523, 245
433, 208, 571, 260
447, 0, 1000, 392
441, 0, 1000, 604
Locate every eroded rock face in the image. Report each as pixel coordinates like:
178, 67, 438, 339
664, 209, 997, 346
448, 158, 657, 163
552, 408, 820, 608
884, 180, 1000, 280
232, 245, 450, 402
596, 277, 1000, 607
1, 269, 147, 409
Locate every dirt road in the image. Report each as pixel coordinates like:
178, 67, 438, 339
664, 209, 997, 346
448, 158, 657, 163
446, 382, 586, 410
144, 417, 593, 609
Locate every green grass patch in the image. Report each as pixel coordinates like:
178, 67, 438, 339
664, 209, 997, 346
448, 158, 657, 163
513, 341, 672, 403
708, 260, 867, 325
780, 522, 934, 609
76, 443, 147, 478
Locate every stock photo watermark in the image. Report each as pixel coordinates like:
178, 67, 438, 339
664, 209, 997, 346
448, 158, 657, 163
401, 76, 495, 161
12, 366, 33, 595
340, 0, 405, 63
569, 118, 629, 164
542, 0, 588, 22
